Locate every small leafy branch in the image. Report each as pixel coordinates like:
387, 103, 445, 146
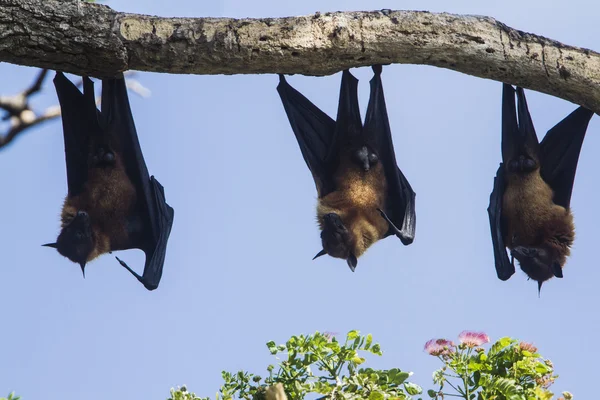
424, 332, 572, 400
168, 330, 421, 400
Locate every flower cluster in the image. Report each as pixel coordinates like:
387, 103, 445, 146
424, 330, 490, 356
424, 339, 455, 357
519, 341, 538, 353
457, 331, 490, 348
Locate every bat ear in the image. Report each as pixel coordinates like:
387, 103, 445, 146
537, 281, 543, 297
312, 249, 327, 260
79, 262, 86, 278
42, 243, 58, 249
347, 254, 358, 272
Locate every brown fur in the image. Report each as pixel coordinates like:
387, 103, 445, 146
61, 153, 136, 262
317, 150, 389, 258
502, 168, 574, 272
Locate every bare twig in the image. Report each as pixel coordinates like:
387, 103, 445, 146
0, 106, 60, 148
0, 69, 150, 149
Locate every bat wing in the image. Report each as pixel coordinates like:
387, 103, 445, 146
333, 70, 363, 142
53, 72, 96, 197
364, 65, 416, 245
101, 77, 175, 291
487, 164, 514, 280
277, 75, 337, 197
539, 107, 594, 209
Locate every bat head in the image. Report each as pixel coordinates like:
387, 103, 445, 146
316, 213, 358, 271
44, 211, 94, 276
511, 246, 563, 289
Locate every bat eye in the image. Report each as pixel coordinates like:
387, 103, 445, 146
368, 153, 378, 163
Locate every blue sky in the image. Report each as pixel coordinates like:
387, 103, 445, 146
1, 0, 598, 398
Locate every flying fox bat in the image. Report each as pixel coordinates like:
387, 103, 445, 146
277, 65, 416, 271
45, 72, 175, 290
488, 83, 593, 292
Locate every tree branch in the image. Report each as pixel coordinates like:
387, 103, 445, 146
0, 70, 149, 149
1, 0, 599, 112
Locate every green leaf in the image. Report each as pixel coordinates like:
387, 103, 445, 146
371, 343, 382, 355
365, 333, 373, 350
534, 363, 551, 374
266, 341, 278, 355
351, 356, 366, 365
389, 370, 411, 385
485, 377, 521, 400
347, 330, 360, 340
404, 382, 423, 395
368, 391, 385, 400
489, 337, 514, 357
427, 389, 438, 398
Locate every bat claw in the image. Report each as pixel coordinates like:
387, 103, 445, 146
346, 253, 357, 272
551, 262, 563, 278
313, 249, 327, 260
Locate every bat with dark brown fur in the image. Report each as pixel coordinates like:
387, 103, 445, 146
277, 66, 416, 271
488, 84, 593, 293
44, 72, 174, 290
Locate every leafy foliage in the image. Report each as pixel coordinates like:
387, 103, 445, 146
425, 332, 568, 400
171, 331, 421, 400
0, 393, 20, 400
167, 386, 204, 400
168, 331, 572, 400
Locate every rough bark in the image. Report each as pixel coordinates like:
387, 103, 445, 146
1, 0, 599, 112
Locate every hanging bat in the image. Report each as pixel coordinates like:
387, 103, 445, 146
277, 65, 416, 271
488, 83, 593, 292
44, 72, 175, 290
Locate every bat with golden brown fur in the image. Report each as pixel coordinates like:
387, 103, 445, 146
44, 72, 174, 290
488, 84, 593, 293
277, 66, 416, 271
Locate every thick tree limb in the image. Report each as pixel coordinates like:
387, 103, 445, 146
1, 0, 599, 112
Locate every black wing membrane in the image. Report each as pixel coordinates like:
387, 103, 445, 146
539, 106, 593, 209
101, 76, 175, 291
501, 84, 519, 163
53, 72, 92, 197
277, 75, 337, 197
515, 87, 539, 150
488, 84, 522, 281
364, 65, 416, 245
334, 70, 363, 142
487, 165, 514, 280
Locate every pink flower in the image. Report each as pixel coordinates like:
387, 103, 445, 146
323, 331, 338, 342
458, 331, 490, 348
424, 338, 455, 356
519, 341, 538, 353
